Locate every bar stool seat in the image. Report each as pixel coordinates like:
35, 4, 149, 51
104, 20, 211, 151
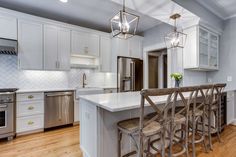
117, 118, 140, 133
146, 112, 186, 124
117, 118, 161, 136
189, 108, 204, 117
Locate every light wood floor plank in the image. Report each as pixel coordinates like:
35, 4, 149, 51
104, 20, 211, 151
0, 125, 236, 157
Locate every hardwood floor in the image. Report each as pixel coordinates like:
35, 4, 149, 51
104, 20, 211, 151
0, 125, 236, 157
0, 125, 82, 157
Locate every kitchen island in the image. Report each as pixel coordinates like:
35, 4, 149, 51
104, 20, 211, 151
78, 91, 174, 157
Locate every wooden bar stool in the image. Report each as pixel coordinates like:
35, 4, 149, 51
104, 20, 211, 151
206, 83, 226, 150
188, 85, 213, 157
139, 88, 179, 157
164, 86, 198, 157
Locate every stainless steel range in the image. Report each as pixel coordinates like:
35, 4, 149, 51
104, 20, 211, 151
0, 88, 17, 140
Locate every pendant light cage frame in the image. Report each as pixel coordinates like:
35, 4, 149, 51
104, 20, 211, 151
164, 13, 187, 49
110, 0, 139, 39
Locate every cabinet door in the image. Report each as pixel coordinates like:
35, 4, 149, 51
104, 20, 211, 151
18, 20, 43, 70
129, 37, 143, 59
118, 38, 129, 56
71, 30, 88, 55
44, 25, 58, 70
74, 100, 80, 122
88, 33, 99, 57
100, 36, 111, 72
198, 27, 209, 67
58, 28, 71, 70
209, 33, 218, 69
0, 14, 17, 40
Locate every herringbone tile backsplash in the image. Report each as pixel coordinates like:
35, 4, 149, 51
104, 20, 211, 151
0, 54, 116, 89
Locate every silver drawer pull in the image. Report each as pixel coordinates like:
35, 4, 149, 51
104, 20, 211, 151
28, 95, 34, 99
28, 121, 34, 125
28, 106, 34, 110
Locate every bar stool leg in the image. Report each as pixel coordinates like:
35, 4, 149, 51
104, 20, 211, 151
216, 109, 222, 143
118, 129, 122, 157
185, 124, 189, 157
201, 115, 208, 153
208, 109, 213, 151
192, 118, 196, 157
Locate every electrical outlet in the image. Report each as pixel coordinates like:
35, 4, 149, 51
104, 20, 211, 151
227, 76, 232, 82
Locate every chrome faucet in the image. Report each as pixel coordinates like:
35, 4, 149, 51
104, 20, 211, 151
82, 73, 87, 88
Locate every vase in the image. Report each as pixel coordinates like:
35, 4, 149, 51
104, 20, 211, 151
175, 80, 180, 87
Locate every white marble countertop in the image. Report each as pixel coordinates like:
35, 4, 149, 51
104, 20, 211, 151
79, 91, 171, 112
17, 88, 76, 93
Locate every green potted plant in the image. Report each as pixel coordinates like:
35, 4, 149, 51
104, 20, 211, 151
170, 73, 183, 87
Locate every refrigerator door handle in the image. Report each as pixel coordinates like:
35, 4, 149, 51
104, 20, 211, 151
130, 62, 135, 91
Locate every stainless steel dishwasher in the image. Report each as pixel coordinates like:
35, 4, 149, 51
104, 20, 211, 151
44, 91, 74, 129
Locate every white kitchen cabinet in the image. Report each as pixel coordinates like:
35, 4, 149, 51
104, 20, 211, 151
16, 92, 44, 135
74, 100, 80, 122
183, 25, 219, 70
111, 36, 143, 72
44, 24, 70, 71
0, 14, 17, 40
58, 27, 71, 70
44, 25, 58, 70
129, 36, 143, 59
100, 36, 111, 72
18, 20, 43, 70
71, 30, 99, 57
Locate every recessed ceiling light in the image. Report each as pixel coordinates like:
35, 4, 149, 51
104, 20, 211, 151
59, 0, 68, 3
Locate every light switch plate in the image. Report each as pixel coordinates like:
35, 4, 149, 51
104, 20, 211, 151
208, 78, 212, 83
227, 76, 232, 82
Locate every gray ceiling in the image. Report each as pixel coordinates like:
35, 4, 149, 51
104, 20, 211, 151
0, 0, 162, 34
195, 0, 236, 19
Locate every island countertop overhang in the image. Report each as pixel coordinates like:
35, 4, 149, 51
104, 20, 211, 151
78, 91, 168, 112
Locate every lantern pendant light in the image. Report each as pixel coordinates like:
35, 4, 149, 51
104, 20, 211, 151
110, 0, 139, 39
164, 13, 187, 49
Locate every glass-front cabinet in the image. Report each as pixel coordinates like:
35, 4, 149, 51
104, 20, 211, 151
183, 25, 219, 71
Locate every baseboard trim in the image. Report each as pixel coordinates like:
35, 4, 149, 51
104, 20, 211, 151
229, 119, 236, 125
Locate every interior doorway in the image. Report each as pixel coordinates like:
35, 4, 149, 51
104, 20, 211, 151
148, 48, 168, 88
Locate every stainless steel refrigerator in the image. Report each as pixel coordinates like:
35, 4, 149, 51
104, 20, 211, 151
117, 56, 143, 92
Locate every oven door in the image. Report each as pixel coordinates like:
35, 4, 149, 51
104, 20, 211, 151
0, 103, 14, 135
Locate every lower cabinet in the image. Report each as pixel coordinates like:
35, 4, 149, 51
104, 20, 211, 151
16, 92, 44, 135
16, 115, 44, 133
74, 100, 80, 123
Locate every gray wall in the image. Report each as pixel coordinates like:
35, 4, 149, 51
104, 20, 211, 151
143, 23, 207, 87
173, 0, 223, 31
207, 17, 236, 91
143, 23, 173, 48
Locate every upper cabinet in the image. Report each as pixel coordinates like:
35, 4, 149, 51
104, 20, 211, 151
129, 36, 143, 59
100, 36, 111, 72
71, 30, 99, 57
0, 14, 17, 40
18, 19, 43, 70
44, 24, 70, 71
111, 36, 143, 72
183, 25, 219, 71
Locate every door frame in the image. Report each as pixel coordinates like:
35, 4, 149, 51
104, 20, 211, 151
143, 42, 172, 89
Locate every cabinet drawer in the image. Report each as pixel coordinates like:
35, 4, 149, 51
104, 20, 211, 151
17, 101, 44, 117
17, 92, 44, 102
17, 114, 44, 133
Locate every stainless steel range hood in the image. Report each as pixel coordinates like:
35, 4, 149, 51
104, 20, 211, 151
0, 38, 17, 55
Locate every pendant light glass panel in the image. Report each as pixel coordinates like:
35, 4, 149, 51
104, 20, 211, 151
164, 30, 187, 48
111, 10, 139, 39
